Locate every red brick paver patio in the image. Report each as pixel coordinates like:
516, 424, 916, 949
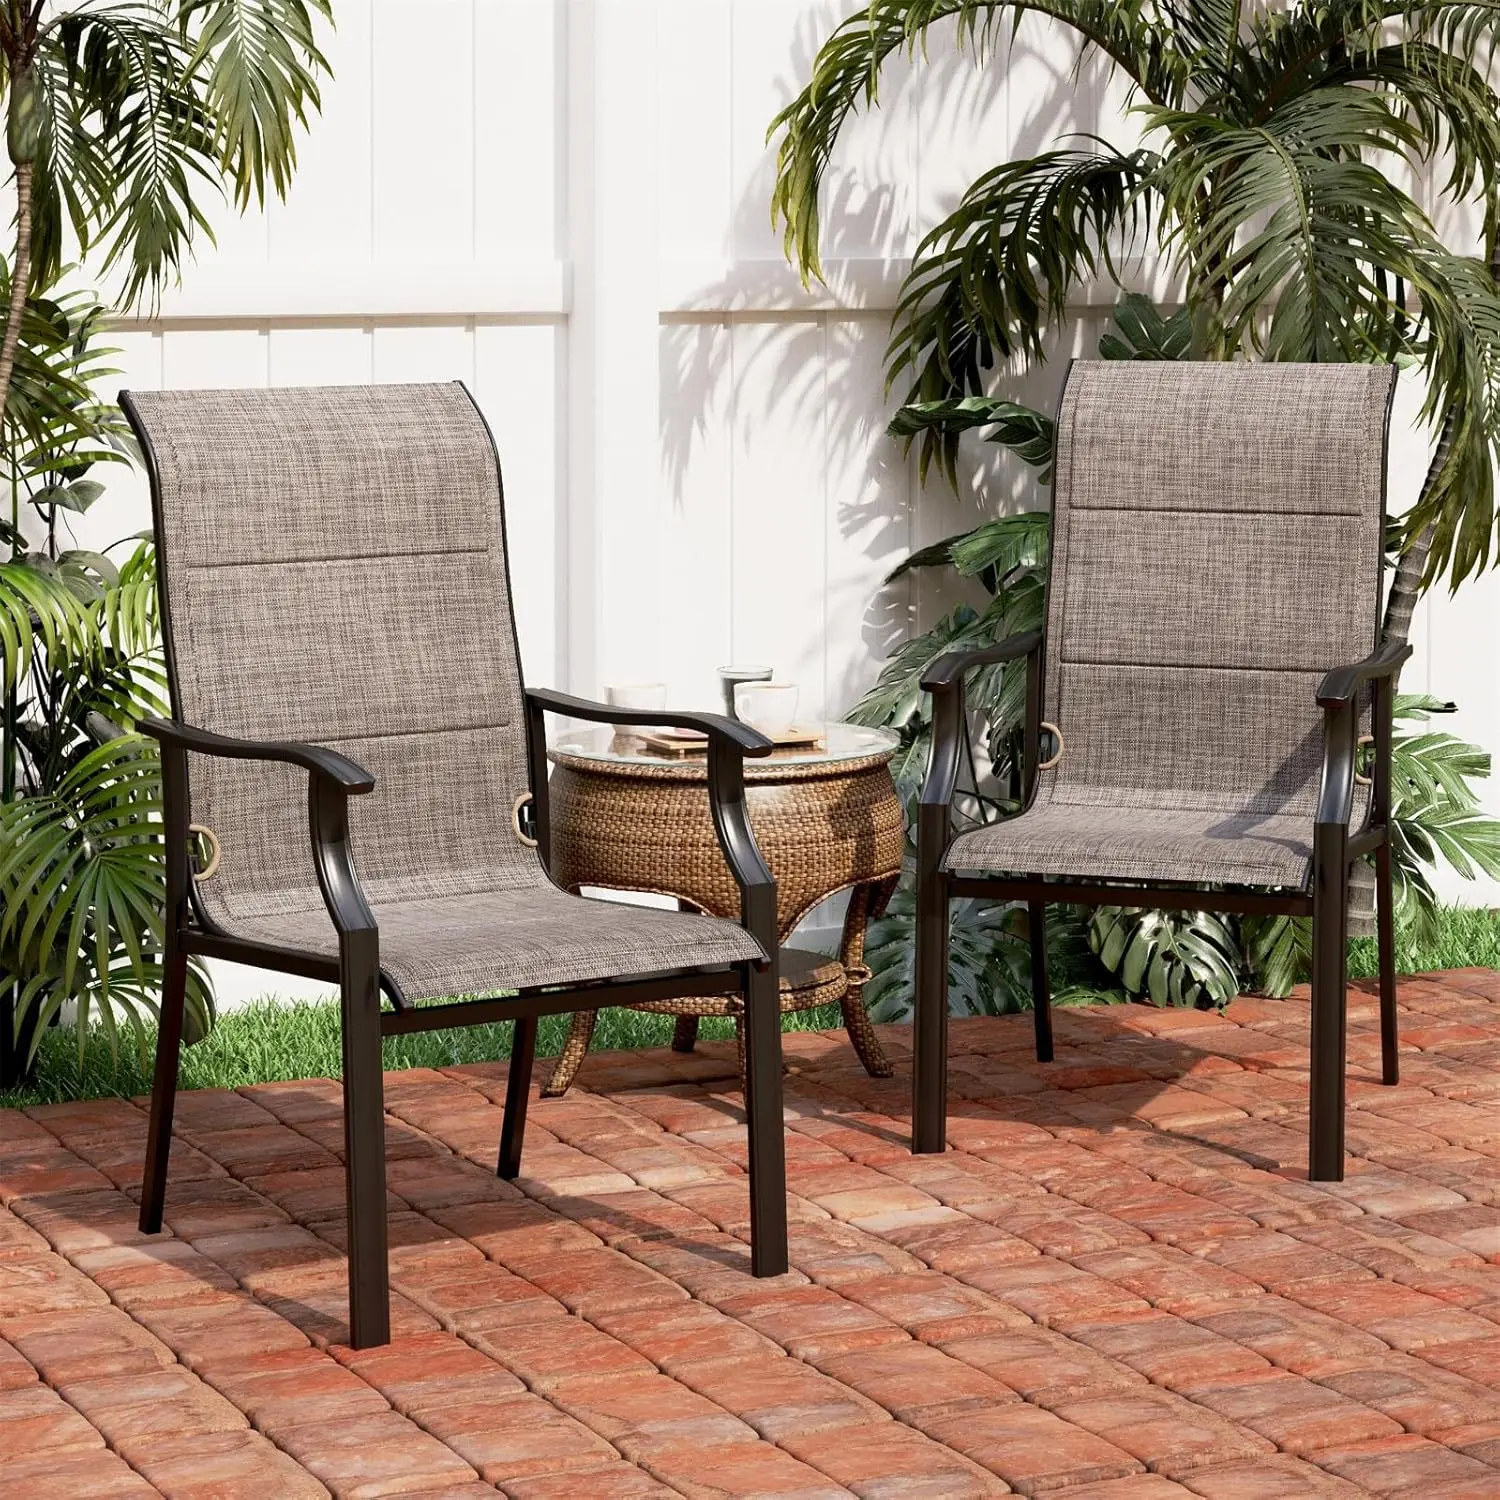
6, 972, 1500, 1497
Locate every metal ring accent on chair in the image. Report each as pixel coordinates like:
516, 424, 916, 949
512, 792, 538, 848
1354, 733, 1375, 788
1038, 722, 1064, 772
189, 824, 221, 882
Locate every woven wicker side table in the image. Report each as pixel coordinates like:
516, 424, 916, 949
541, 723, 905, 1096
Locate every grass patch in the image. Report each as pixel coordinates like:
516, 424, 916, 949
1351, 903, 1500, 977
0, 998, 845, 1111
4, 905, 1497, 1112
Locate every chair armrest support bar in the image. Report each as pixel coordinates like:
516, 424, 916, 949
1316, 641, 1412, 707
921, 631, 1044, 694
140, 716, 376, 793
1316, 642, 1410, 831
1317, 698, 1360, 830
920, 631, 1046, 831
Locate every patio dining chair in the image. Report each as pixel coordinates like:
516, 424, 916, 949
121, 383, 789, 1349
914, 360, 1407, 1182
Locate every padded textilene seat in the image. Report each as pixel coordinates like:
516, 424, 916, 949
123, 382, 789, 1351
945, 804, 1317, 890
912, 360, 1408, 1187
230, 886, 760, 999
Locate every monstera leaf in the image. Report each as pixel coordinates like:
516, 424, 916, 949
1089, 906, 1242, 1009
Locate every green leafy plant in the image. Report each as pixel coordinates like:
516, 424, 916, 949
865, 874, 1100, 1020
1, 5, 331, 1075
772, 0, 1500, 598
1234, 693, 1500, 997
1088, 907, 1241, 1009
1, 296, 213, 1068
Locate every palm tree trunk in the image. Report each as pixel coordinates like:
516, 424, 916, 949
1381, 241, 1500, 654
0, 157, 33, 424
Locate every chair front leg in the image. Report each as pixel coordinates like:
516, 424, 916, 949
141, 739, 193, 1235
913, 844, 950, 1154
1309, 818, 1350, 1183
912, 675, 965, 1156
1375, 838, 1399, 1086
139, 946, 188, 1234
340, 925, 390, 1348
1372, 672, 1399, 1087
742, 887, 788, 1278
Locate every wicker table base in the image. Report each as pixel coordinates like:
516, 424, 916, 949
543, 885, 895, 1096
543, 940, 891, 1096
541, 723, 905, 1098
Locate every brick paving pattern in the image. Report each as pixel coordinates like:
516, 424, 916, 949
3, 971, 1500, 1495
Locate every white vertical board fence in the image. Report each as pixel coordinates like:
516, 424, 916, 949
59, 1, 1498, 1001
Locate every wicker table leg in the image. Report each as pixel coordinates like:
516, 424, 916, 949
543, 1008, 598, 1097
671, 1014, 700, 1054
840, 880, 895, 1079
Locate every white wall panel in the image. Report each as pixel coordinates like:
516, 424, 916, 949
475, 321, 566, 687
371, 0, 474, 261
266, 325, 374, 387
477, 2, 566, 260
658, 319, 736, 703
269, 1, 373, 265
730, 318, 829, 715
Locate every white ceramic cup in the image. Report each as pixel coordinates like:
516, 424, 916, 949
734, 682, 798, 737
605, 681, 668, 711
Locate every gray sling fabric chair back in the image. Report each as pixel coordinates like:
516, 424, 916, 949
122, 383, 788, 1349
913, 360, 1407, 1182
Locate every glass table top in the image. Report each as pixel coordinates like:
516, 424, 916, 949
550, 721, 900, 769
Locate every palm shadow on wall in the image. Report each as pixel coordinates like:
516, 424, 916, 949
659, 12, 1106, 717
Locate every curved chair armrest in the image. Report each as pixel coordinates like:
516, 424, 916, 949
1316, 641, 1412, 707
142, 717, 378, 942
140, 716, 376, 792
523, 688, 774, 756
524, 688, 777, 951
921, 631, 1044, 693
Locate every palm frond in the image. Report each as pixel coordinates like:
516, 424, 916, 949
769, 0, 1174, 284
0, 561, 97, 694
888, 398, 1056, 485
1148, 86, 1432, 359
177, 0, 332, 207
60, 7, 223, 307
887, 147, 1154, 480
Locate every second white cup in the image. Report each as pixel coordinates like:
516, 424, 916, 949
734, 682, 798, 737
605, 681, 668, 712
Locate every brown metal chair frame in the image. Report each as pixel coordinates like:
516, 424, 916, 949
913, 591, 1410, 1185
123, 392, 790, 1351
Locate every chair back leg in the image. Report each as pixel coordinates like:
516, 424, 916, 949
339, 929, 390, 1349
742, 954, 788, 1277
499, 1014, 538, 1179
1375, 840, 1400, 1085
1308, 825, 1350, 1182
912, 862, 950, 1154
1028, 901, 1054, 1064
139, 946, 189, 1234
